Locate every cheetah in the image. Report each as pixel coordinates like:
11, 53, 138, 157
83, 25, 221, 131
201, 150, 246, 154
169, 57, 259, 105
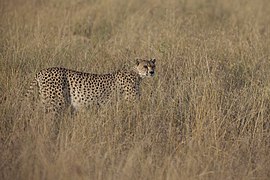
25, 58, 156, 114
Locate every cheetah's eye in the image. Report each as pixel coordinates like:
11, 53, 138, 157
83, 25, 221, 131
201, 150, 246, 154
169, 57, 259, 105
143, 65, 148, 68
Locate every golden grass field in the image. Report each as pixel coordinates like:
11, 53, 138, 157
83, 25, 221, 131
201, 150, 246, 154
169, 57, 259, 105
1, 0, 270, 179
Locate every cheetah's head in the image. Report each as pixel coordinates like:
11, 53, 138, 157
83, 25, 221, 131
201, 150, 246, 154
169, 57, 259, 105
135, 58, 156, 78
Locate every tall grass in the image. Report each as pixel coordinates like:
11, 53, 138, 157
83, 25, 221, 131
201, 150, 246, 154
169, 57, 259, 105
1, 0, 270, 179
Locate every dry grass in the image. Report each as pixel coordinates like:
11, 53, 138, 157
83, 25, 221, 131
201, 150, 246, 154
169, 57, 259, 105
1, 0, 270, 179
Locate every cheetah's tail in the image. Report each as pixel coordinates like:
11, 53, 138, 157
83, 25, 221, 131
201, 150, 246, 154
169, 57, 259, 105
26, 77, 38, 97
22, 77, 39, 101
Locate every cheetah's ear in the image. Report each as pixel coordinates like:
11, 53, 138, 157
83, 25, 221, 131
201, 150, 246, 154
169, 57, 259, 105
151, 58, 156, 64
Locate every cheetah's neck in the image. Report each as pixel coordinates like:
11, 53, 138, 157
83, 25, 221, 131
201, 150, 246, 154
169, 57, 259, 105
131, 67, 144, 79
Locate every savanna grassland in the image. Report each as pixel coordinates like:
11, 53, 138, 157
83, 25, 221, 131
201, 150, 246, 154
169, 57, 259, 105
1, 0, 270, 179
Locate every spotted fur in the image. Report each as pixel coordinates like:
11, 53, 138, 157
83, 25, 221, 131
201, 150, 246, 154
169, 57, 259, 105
25, 58, 156, 113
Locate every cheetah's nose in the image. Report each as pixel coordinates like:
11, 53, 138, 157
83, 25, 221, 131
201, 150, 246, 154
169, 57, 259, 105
150, 71, 154, 76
